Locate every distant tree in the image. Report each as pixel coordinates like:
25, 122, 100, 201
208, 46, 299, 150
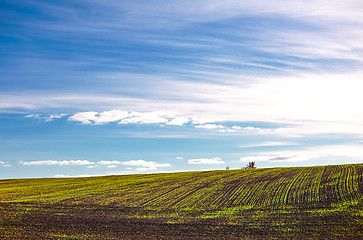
226, 166, 230, 170
244, 161, 256, 169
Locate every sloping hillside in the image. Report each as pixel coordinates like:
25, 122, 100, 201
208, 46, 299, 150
1, 164, 361, 208
0, 164, 362, 239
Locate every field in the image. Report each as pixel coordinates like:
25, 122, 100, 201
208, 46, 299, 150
0, 164, 362, 239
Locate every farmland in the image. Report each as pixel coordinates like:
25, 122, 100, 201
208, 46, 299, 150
0, 164, 362, 239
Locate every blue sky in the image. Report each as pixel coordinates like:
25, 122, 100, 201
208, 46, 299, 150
1, 0, 363, 179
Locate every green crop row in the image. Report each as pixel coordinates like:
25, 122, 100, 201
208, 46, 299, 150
0, 164, 362, 210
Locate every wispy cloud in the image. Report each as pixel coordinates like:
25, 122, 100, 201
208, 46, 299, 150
53, 174, 102, 178
188, 158, 224, 164
166, 117, 190, 126
119, 112, 171, 125
97, 160, 121, 165
240, 144, 363, 163
195, 124, 225, 129
68, 110, 186, 125
99, 71, 360, 135
22, 160, 95, 166
25, 113, 67, 121
218, 129, 236, 133
0, 161, 11, 167
107, 165, 117, 168
68, 112, 98, 124
240, 155, 310, 163
91, 110, 129, 125
240, 141, 299, 148
121, 160, 171, 170
65, 110, 295, 136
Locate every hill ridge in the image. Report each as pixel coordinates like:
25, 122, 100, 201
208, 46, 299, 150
1, 164, 361, 209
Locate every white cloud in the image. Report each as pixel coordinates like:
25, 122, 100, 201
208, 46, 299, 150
54, 174, 67, 178
195, 124, 225, 129
227, 125, 290, 134
242, 126, 261, 131
239, 156, 275, 162
68, 112, 98, 124
0, 161, 10, 167
66, 110, 227, 130
97, 160, 121, 165
268, 155, 310, 162
94, 110, 129, 124
47, 114, 67, 120
161, 72, 363, 136
240, 141, 299, 148
119, 112, 170, 124
188, 158, 225, 164
19, 70, 363, 137
175, 0, 363, 24
167, 117, 190, 126
68, 110, 183, 125
122, 160, 171, 170
0, 161, 11, 167
311, 144, 363, 158
218, 129, 236, 133
135, 167, 151, 171
91, 0, 362, 29
240, 144, 363, 163
22, 160, 95, 166
176, 157, 184, 160
107, 165, 117, 168
25, 113, 67, 121
240, 155, 310, 163
68, 110, 128, 125
53, 174, 101, 178
192, 117, 216, 124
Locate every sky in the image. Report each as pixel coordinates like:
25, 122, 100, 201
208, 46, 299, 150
1, 0, 363, 179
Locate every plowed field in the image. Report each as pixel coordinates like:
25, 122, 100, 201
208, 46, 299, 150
1, 164, 362, 239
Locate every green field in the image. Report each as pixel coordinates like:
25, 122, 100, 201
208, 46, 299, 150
1, 164, 362, 239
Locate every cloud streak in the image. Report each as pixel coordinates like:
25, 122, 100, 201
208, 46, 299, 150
68, 110, 189, 126
188, 158, 225, 165
121, 160, 171, 170
22, 160, 95, 166
53, 174, 101, 178
97, 161, 121, 165
0, 161, 11, 167
240, 142, 299, 148
240, 144, 363, 163
195, 124, 225, 129
25, 114, 67, 121
14, 68, 363, 138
